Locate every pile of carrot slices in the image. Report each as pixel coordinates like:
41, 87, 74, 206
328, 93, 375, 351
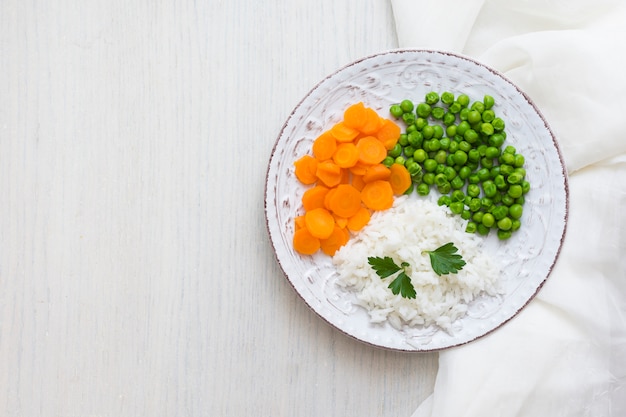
292, 102, 412, 256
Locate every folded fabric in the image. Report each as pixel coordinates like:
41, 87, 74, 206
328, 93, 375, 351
389, 0, 626, 415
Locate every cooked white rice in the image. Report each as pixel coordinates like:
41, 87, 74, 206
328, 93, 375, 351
332, 196, 501, 332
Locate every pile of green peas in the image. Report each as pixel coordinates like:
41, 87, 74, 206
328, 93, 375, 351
385, 92, 530, 240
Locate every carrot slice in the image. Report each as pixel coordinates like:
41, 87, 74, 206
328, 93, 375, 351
315, 160, 342, 187
361, 180, 394, 211
333, 213, 348, 229
389, 163, 412, 195
349, 161, 369, 176
301, 185, 329, 211
327, 184, 362, 218
332, 142, 359, 168
330, 121, 359, 142
359, 107, 382, 135
312, 131, 337, 161
376, 119, 402, 150
347, 206, 371, 232
343, 102, 368, 130
294, 155, 318, 185
304, 207, 335, 239
320, 225, 350, 256
356, 136, 387, 165
351, 174, 366, 191
294, 215, 306, 230
293, 228, 321, 255
362, 163, 391, 183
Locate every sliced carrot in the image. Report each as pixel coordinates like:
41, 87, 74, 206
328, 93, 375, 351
361, 180, 394, 211
327, 184, 362, 218
389, 163, 412, 195
356, 136, 387, 165
343, 102, 368, 130
304, 207, 335, 239
347, 206, 371, 232
330, 121, 359, 143
359, 107, 382, 135
351, 174, 366, 191
323, 187, 337, 211
320, 225, 350, 256
315, 160, 342, 187
362, 163, 391, 183
376, 119, 402, 150
349, 161, 369, 176
293, 228, 321, 255
333, 213, 348, 229
294, 215, 306, 230
294, 154, 318, 185
312, 131, 337, 161
332, 142, 359, 168
340, 166, 350, 184
301, 185, 329, 211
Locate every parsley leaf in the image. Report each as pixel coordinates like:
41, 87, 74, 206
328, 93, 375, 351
367, 257, 416, 299
424, 242, 466, 276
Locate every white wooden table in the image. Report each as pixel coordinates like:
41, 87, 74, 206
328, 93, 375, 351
0, 1, 438, 416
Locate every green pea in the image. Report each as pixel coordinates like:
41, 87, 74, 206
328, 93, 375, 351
471, 101, 485, 114
457, 120, 470, 136
497, 217, 512, 231
464, 129, 479, 143
435, 150, 448, 165
467, 110, 482, 125
438, 195, 451, 206
402, 112, 416, 125
501, 194, 515, 206
437, 182, 451, 194
508, 184, 523, 198
509, 203, 523, 219
489, 133, 505, 148
449, 201, 464, 215
492, 205, 509, 221
521, 180, 531, 194
415, 117, 428, 130
482, 212, 495, 228
451, 190, 465, 202
468, 197, 482, 212
388, 143, 402, 158
382, 156, 395, 167
472, 211, 484, 223
485, 146, 500, 159
452, 150, 468, 165
416, 183, 430, 196
466, 221, 478, 234
451, 175, 465, 190
390, 104, 404, 118
403, 146, 415, 157
494, 174, 507, 190
448, 140, 459, 154
467, 183, 480, 198
413, 148, 427, 163
422, 125, 434, 140
446, 124, 457, 137
497, 229, 512, 240
407, 131, 423, 147
424, 158, 438, 172
395, 156, 406, 165
483, 95, 495, 109
441, 91, 455, 105
416, 102, 432, 118
480, 157, 494, 169
492, 117, 505, 131
511, 219, 521, 231
432, 125, 444, 139
468, 173, 480, 184
449, 101, 462, 114
482, 180, 497, 197
499, 164, 514, 176
458, 166, 472, 180
480, 123, 494, 136
443, 112, 456, 126
507, 172, 524, 185
400, 99, 414, 113
477, 223, 490, 236
482, 109, 495, 122
457, 94, 470, 108
431, 107, 445, 120
422, 172, 435, 185
398, 134, 409, 147
514, 154, 525, 168
439, 137, 451, 150
425, 91, 440, 105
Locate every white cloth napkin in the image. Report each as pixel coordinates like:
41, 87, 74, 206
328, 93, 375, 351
390, 0, 626, 415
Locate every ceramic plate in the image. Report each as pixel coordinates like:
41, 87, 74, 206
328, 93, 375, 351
264, 49, 568, 351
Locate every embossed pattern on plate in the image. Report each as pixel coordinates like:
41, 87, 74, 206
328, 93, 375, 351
264, 49, 568, 351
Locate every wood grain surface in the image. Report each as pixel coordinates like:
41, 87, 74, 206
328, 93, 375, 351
0, 1, 438, 416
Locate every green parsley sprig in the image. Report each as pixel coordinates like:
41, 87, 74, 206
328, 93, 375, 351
368, 242, 466, 299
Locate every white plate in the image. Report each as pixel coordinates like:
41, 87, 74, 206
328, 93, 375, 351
264, 49, 568, 351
